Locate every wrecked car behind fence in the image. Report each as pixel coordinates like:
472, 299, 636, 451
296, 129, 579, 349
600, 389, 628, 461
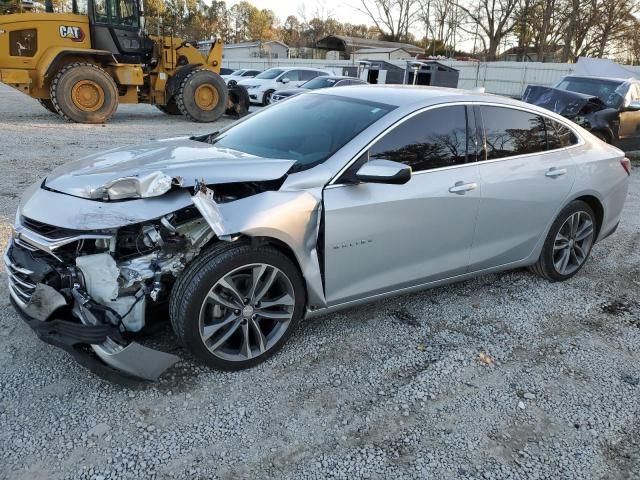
5, 138, 324, 382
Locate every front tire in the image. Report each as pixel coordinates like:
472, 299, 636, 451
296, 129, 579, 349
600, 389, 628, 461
262, 89, 275, 105
50, 62, 118, 124
176, 68, 228, 122
170, 243, 305, 370
531, 200, 596, 281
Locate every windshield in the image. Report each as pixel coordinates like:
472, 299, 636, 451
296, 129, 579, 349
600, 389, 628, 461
302, 77, 341, 90
556, 77, 626, 108
230, 69, 246, 76
255, 69, 285, 80
211, 94, 395, 170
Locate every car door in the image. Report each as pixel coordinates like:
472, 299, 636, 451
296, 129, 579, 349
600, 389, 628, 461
618, 83, 640, 150
468, 105, 577, 272
323, 105, 481, 305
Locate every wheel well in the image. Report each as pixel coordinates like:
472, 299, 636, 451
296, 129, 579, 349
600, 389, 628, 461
252, 236, 309, 303
45, 52, 116, 80
575, 195, 604, 237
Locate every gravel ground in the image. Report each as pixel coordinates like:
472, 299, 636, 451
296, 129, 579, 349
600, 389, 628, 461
0, 83, 639, 480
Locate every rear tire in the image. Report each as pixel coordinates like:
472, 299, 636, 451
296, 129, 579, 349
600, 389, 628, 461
591, 130, 611, 144
155, 97, 182, 115
170, 242, 305, 370
38, 99, 58, 114
50, 62, 118, 124
530, 200, 596, 282
176, 68, 228, 122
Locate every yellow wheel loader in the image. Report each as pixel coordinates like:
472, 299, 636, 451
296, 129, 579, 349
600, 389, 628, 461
0, 0, 249, 123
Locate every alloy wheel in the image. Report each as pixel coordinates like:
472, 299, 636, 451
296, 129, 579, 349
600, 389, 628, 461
553, 211, 595, 275
198, 263, 295, 361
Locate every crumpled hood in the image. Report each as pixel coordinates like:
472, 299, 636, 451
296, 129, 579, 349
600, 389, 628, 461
44, 137, 296, 199
522, 85, 605, 118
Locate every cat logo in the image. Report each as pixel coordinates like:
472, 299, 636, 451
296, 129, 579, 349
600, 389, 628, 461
59, 26, 85, 42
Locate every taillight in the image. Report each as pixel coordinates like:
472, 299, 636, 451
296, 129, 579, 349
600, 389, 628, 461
621, 157, 631, 175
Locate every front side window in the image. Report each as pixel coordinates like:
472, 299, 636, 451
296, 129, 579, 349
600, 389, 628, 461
255, 68, 284, 80
480, 106, 547, 160
626, 83, 640, 103
210, 94, 394, 170
368, 105, 470, 172
280, 70, 300, 82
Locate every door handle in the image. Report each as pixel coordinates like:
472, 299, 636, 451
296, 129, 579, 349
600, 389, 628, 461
448, 181, 478, 194
545, 167, 567, 178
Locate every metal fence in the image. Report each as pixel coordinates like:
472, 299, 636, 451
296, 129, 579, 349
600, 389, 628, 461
221, 58, 640, 98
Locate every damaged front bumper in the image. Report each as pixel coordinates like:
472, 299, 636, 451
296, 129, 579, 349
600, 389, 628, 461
5, 238, 180, 383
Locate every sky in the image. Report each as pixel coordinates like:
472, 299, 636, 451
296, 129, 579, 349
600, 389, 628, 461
225, 0, 375, 27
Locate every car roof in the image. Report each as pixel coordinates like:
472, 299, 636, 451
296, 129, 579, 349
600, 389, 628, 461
314, 75, 365, 81
268, 66, 330, 72
310, 84, 575, 119
562, 75, 635, 84
312, 84, 502, 107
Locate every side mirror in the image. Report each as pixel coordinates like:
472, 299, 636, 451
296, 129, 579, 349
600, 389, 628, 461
354, 159, 411, 185
626, 100, 640, 111
281, 77, 290, 84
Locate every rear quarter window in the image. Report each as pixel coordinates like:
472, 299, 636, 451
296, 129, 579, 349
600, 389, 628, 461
546, 118, 579, 149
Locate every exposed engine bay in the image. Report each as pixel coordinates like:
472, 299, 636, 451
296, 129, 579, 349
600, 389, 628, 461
7, 138, 326, 382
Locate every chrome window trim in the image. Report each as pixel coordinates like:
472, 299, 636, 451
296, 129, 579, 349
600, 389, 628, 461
328, 100, 585, 187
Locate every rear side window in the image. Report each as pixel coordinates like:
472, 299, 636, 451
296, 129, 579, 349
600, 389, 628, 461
480, 106, 547, 159
369, 105, 470, 172
299, 70, 319, 81
546, 119, 579, 149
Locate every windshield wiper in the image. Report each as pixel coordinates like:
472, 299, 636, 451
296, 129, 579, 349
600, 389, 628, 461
190, 131, 220, 144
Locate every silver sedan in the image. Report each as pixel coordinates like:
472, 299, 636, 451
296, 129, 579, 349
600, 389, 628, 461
6, 86, 630, 381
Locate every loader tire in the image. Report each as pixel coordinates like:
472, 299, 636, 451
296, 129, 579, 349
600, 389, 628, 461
176, 68, 228, 122
38, 99, 58, 114
155, 97, 182, 115
50, 62, 118, 124
226, 84, 250, 117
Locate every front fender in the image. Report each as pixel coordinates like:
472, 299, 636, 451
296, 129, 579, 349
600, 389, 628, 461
192, 188, 326, 307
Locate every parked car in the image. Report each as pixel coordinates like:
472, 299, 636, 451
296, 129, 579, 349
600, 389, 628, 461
219, 67, 235, 76
270, 75, 368, 103
221, 69, 262, 86
522, 75, 640, 150
237, 67, 332, 105
6, 86, 630, 382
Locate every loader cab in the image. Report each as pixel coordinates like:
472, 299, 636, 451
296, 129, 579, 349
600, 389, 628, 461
88, 0, 147, 63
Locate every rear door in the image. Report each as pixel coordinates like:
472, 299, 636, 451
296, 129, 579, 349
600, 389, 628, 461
323, 105, 481, 305
468, 105, 577, 271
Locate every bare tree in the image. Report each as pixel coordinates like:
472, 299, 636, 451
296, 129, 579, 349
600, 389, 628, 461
457, 0, 521, 60
357, 0, 420, 42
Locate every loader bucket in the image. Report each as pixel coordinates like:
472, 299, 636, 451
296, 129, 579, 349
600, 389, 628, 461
226, 84, 250, 117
